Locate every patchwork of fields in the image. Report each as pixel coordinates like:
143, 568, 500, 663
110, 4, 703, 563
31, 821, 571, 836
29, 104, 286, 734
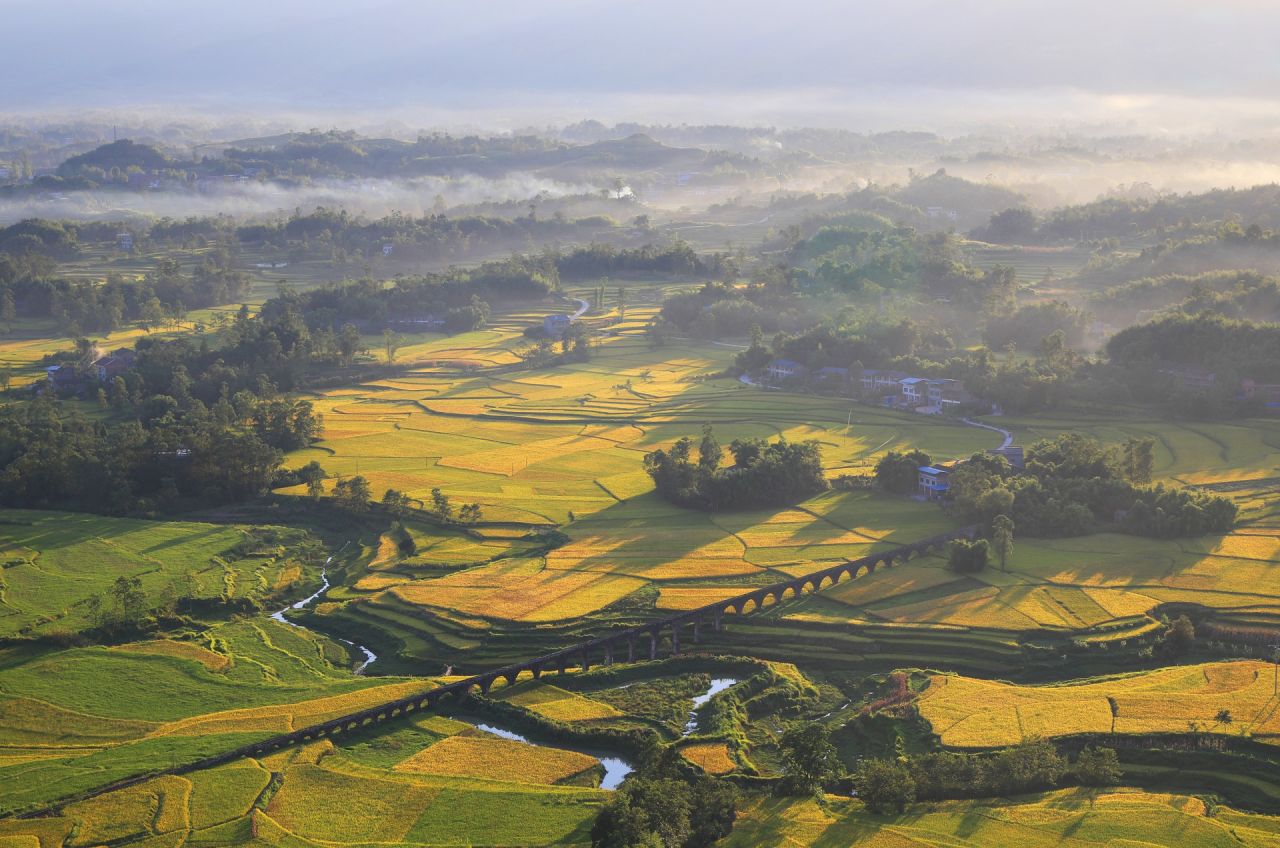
0, 509, 317, 637
776, 483, 1280, 643
919, 661, 1280, 748
725, 789, 1280, 848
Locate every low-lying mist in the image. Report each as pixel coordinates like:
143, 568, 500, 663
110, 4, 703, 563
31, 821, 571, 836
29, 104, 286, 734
0, 173, 599, 225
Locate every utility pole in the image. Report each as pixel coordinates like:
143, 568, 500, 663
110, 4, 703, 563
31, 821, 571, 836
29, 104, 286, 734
1272, 644, 1280, 696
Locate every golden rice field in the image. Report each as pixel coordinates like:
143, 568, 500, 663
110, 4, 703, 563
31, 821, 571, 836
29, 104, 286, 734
279, 306, 998, 527
495, 682, 624, 722
679, 742, 737, 774
723, 788, 1280, 848
0, 509, 314, 638
1002, 414, 1280, 486
394, 733, 601, 785
787, 493, 1280, 637
918, 661, 1280, 748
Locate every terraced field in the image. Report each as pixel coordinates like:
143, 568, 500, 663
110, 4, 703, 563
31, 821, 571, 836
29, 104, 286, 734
0, 619, 429, 814
918, 661, 1280, 748
1001, 413, 1280, 486
0, 656, 773, 841
0, 509, 318, 637
725, 789, 1280, 847
771, 485, 1280, 644
281, 299, 997, 526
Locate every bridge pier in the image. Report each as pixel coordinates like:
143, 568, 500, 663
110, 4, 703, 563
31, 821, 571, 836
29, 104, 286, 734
581, 647, 591, 671
627, 637, 636, 663
692, 619, 701, 643
603, 642, 614, 666
648, 631, 657, 660
671, 624, 680, 656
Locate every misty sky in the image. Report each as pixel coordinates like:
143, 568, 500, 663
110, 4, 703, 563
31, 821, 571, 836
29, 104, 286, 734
7, 0, 1280, 131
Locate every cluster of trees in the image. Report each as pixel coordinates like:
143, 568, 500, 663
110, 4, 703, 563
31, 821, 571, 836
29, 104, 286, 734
1107, 312, 1280, 383
943, 434, 1236, 538
789, 224, 1018, 313
590, 748, 736, 848
1087, 270, 1280, 325
2, 251, 249, 336
855, 741, 1121, 814
643, 427, 828, 511
659, 281, 823, 338
775, 721, 1119, 815
983, 301, 1087, 350
517, 321, 593, 367
0, 218, 79, 258
946, 538, 990, 573
263, 275, 493, 339
0, 307, 339, 514
556, 241, 733, 281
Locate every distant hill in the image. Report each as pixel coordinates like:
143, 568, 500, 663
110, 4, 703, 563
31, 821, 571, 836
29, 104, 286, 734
58, 139, 169, 175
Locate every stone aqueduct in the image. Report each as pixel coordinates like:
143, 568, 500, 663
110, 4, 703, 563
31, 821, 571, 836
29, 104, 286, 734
18, 525, 976, 817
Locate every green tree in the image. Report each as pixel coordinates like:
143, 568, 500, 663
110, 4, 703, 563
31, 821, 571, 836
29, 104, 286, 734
338, 323, 363, 367
698, 424, 721, 471
855, 759, 917, 814
382, 488, 411, 518
431, 487, 453, 521
333, 476, 371, 513
1073, 746, 1122, 787
991, 514, 1014, 571
1161, 614, 1195, 656
1122, 437, 1155, 485
875, 450, 932, 495
382, 328, 405, 365
948, 538, 989, 573
1, 289, 14, 330
779, 724, 841, 796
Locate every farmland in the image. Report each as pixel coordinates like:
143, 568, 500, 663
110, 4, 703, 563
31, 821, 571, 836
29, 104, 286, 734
725, 789, 1280, 848
918, 661, 1280, 748
0, 509, 319, 637
5, 168, 1280, 848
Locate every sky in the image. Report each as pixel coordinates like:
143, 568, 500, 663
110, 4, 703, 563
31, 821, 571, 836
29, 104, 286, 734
6, 0, 1280, 132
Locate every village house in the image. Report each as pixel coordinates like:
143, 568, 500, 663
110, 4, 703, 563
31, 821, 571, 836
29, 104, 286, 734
814, 366, 850, 392
900, 376, 929, 406
42, 365, 83, 394
859, 369, 910, 394
917, 465, 951, 499
1159, 363, 1216, 392
92, 348, 136, 382
1240, 378, 1280, 411
543, 313, 573, 337
766, 358, 808, 382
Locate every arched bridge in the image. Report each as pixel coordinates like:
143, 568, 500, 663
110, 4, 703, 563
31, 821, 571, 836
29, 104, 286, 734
18, 524, 976, 817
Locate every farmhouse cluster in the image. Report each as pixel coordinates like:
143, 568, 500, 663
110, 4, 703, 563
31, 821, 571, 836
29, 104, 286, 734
765, 359, 977, 414
41, 347, 136, 396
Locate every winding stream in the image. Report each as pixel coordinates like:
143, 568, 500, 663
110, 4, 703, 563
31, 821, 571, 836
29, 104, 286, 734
683, 678, 738, 735
269, 559, 379, 675
270, 566, 738, 786
457, 676, 742, 790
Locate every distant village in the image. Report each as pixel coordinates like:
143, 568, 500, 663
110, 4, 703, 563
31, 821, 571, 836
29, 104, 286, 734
762, 358, 978, 415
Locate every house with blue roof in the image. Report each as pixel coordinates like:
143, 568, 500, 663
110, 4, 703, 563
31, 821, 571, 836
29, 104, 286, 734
766, 358, 808, 382
917, 465, 951, 499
